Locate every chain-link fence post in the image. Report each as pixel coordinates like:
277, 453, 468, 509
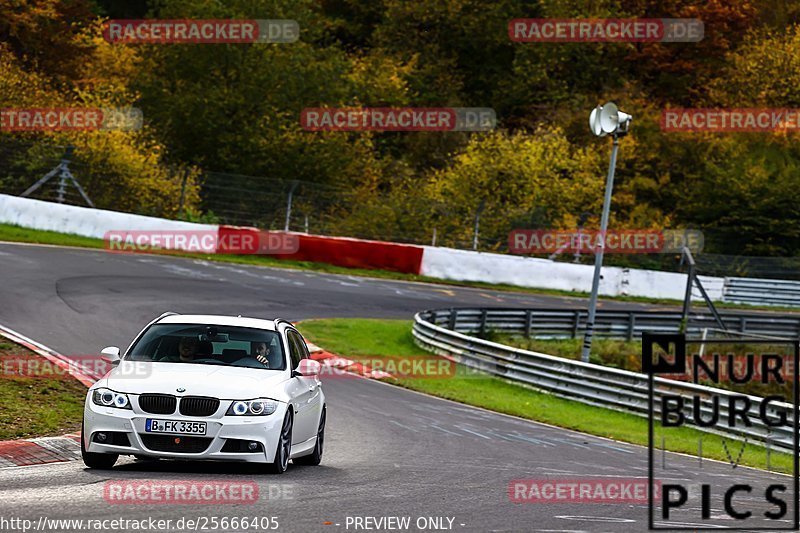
472, 199, 486, 251
285, 180, 299, 232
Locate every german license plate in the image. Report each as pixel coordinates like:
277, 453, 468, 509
145, 419, 207, 435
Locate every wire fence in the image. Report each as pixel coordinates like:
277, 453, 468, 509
0, 139, 67, 202
2, 139, 800, 279
197, 170, 493, 249
199, 171, 350, 233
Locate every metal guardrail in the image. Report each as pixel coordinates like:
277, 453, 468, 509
723, 277, 800, 307
412, 308, 798, 450
419, 307, 800, 340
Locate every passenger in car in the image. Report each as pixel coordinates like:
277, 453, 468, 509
251, 341, 270, 367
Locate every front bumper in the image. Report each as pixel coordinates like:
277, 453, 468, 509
83, 396, 287, 463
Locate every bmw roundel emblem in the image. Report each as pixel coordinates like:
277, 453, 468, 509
176, 387, 186, 393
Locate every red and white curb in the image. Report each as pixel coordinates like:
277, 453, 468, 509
307, 343, 393, 379
0, 433, 82, 468
0, 323, 102, 386
0, 324, 92, 467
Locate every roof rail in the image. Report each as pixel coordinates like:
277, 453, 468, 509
273, 318, 293, 329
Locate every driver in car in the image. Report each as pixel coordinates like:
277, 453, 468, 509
251, 341, 270, 367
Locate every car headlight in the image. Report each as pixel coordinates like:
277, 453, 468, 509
91, 388, 131, 409
226, 399, 278, 416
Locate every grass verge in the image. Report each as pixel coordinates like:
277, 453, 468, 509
299, 318, 794, 474
496, 335, 642, 371
0, 341, 85, 439
2, 223, 796, 311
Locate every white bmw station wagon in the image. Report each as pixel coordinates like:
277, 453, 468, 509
82, 313, 325, 474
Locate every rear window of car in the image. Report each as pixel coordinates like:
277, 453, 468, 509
126, 323, 285, 370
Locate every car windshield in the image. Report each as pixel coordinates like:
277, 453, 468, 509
126, 323, 285, 370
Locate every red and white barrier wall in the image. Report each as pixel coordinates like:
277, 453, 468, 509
277, 233, 424, 274
418, 246, 724, 301
0, 194, 723, 301
0, 194, 217, 241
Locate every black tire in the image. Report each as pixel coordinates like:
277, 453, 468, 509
80, 422, 118, 470
266, 410, 293, 474
294, 407, 325, 466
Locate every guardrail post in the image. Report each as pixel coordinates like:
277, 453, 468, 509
479, 309, 487, 337
740, 316, 747, 333
627, 313, 635, 341
448, 308, 457, 331
766, 434, 771, 471
524, 310, 532, 338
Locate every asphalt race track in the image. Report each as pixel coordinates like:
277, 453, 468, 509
0, 242, 793, 532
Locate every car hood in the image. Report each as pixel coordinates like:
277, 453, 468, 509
103, 361, 288, 400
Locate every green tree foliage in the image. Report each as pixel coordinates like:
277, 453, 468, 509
0, 3, 198, 217
1, 0, 799, 257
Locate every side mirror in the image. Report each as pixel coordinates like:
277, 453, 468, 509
100, 346, 121, 365
293, 359, 321, 377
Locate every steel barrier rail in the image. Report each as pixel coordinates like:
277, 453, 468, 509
412, 308, 798, 450
724, 277, 800, 307
419, 308, 800, 340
